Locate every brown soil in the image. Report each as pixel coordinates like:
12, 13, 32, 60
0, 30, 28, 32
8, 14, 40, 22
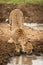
0, 4, 43, 23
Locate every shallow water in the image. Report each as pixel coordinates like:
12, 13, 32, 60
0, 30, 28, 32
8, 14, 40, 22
23, 23, 43, 30
6, 23, 43, 65
7, 55, 43, 65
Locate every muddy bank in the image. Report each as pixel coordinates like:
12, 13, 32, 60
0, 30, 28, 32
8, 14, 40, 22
0, 40, 43, 65
0, 4, 43, 65
0, 4, 43, 23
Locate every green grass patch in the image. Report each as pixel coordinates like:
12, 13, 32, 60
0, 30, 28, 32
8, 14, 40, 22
0, 0, 43, 4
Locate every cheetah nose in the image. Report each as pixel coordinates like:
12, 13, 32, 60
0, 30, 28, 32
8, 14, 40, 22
8, 38, 14, 43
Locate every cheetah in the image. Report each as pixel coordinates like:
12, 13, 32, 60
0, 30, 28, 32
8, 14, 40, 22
9, 9, 24, 31
9, 9, 33, 54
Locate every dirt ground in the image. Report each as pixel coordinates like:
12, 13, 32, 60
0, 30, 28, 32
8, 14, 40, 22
0, 4, 43, 65
0, 4, 43, 52
0, 4, 43, 23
